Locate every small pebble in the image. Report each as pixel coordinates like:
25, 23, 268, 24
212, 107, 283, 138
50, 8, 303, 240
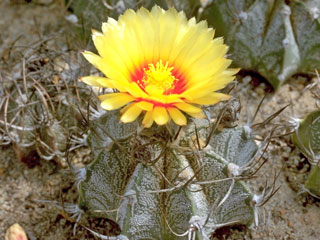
5, 223, 28, 240
242, 75, 252, 84
255, 86, 265, 96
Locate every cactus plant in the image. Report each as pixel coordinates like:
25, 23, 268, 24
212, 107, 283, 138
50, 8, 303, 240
292, 110, 320, 198
72, 107, 274, 239
70, 5, 282, 238
0, 41, 94, 166
200, 0, 320, 89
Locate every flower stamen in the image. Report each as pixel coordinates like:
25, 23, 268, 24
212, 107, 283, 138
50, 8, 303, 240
142, 60, 177, 93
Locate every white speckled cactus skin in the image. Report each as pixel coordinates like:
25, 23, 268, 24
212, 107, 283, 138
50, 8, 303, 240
77, 111, 260, 239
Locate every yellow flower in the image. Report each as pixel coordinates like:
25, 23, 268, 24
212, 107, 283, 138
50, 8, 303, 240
81, 6, 237, 128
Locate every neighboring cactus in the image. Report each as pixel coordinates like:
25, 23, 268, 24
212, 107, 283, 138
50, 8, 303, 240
291, 69, 320, 198
0, 41, 93, 166
292, 110, 320, 198
74, 106, 274, 239
200, 0, 320, 89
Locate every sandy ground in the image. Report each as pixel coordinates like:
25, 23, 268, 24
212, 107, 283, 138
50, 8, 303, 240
1, 1, 320, 240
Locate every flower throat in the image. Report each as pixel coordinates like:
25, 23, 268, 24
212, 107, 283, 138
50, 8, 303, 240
142, 60, 177, 94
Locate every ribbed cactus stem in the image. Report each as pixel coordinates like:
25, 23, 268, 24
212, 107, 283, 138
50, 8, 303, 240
76, 111, 264, 239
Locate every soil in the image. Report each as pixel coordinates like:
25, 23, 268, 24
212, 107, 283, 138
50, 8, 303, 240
1, 1, 320, 240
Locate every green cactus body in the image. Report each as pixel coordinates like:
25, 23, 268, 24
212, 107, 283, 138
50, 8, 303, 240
78, 112, 258, 239
305, 165, 320, 197
292, 110, 320, 197
292, 111, 320, 160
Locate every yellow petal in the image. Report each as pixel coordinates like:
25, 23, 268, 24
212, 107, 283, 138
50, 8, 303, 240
182, 71, 236, 99
172, 21, 216, 70
120, 103, 143, 123
80, 76, 114, 88
142, 111, 154, 128
168, 108, 187, 126
125, 82, 148, 98
145, 85, 164, 96
157, 8, 180, 60
101, 18, 118, 34
187, 111, 206, 119
98, 92, 126, 101
100, 93, 134, 110
120, 103, 132, 114
81, 51, 109, 76
147, 94, 184, 105
82, 51, 101, 68
135, 101, 154, 111
175, 102, 202, 113
152, 106, 169, 125
188, 93, 231, 105
93, 32, 136, 78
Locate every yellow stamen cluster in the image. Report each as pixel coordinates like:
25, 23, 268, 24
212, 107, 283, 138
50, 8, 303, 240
142, 60, 176, 93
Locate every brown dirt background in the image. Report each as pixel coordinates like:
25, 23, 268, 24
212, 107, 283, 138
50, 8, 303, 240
1, 1, 320, 239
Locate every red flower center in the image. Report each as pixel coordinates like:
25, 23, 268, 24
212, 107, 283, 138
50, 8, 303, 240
131, 60, 186, 95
